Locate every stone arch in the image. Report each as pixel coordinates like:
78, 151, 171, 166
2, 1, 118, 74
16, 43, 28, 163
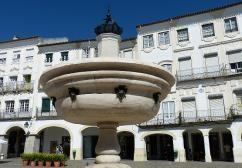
3, 124, 27, 135
209, 127, 234, 162
117, 131, 135, 160
36, 125, 72, 157
144, 133, 174, 161
183, 128, 205, 161
141, 131, 177, 140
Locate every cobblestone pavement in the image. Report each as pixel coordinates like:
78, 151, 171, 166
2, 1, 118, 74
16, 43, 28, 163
1, 158, 242, 168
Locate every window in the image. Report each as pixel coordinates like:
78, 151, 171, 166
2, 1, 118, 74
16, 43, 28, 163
177, 28, 189, 42
19, 100, 29, 112
45, 53, 53, 63
42, 98, 51, 112
82, 48, 89, 58
23, 74, 31, 83
182, 98, 197, 120
94, 48, 98, 57
236, 94, 242, 111
5, 101, 14, 113
228, 50, 242, 73
204, 53, 219, 73
224, 17, 238, 33
202, 23, 215, 38
162, 64, 172, 72
123, 50, 133, 59
178, 57, 192, 78
158, 31, 170, 45
0, 58, 6, 65
61, 51, 69, 61
162, 101, 175, 120
208, 95, 225, 117
0, 77, 3, 86
10, 76, 17, 82
12, 53, 20, 63
25, 56, 33, 62
143, 34, 154, 48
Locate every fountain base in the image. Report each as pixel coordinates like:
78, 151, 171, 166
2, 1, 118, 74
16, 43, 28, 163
87, 163, 131, 168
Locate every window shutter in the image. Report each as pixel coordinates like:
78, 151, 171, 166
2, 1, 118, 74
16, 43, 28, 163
209, 97, 224, 117
182, 100, 196, 119
228, 51, 242, 63
179, 58, 192, 77
42, 98, 50, 112
205, 54, 219, 72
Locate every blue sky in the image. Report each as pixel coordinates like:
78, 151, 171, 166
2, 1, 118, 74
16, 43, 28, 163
0, 0, 241, 41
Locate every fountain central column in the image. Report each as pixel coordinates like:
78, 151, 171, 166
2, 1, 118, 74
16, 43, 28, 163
95, 122, 121, 164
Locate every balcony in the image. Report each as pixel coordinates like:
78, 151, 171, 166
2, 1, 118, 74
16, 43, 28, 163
0, 81, 33, 94
36, 108, 59, 119
0, 108, 32, 120
139, 108, 231, 127
176, 64, 242, 81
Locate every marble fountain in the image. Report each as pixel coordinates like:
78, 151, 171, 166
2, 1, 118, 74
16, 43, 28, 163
39, 12, 175, 168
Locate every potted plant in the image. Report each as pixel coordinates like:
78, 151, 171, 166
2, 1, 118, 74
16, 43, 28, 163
60, 154, 68, 167
30, 153, 37, 167
53, 154, 61, 167
21, 153, 31, 166
36, 153, 44, 167
44, 154, 53, 168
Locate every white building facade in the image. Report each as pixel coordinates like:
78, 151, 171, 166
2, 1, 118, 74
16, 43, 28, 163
0, 1, 242, 163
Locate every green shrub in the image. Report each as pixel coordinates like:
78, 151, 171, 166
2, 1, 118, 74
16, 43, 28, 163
43, 153, 54, 161
21, 153, 32, 160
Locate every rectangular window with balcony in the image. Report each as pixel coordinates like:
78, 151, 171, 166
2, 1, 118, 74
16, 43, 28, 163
182, 98, 196, 121
158, 31, 170, 45
178, 57, 192, 80
82, 48, 89, 58
236, 94, 242, 113
42, 98, 50, 113
202, 23, 215, 38
208, 95, 225, 118
20, 100, 29, 112
143, 34, 154, 48
162, 101, 175, 122
204, 53, 219, 74
61, 51, 69, 61
228, 50, 242, 73
224, 17, 238, 33
5, 101, 14, 113
177, 28, 189, 42
0, 58, 6, 65
45, 53, 53, 63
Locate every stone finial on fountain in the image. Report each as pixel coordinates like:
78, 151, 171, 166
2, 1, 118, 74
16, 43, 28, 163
94, 8, 123, 36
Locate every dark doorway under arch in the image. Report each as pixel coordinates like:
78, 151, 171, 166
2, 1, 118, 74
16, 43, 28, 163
118, 131, 134, 160
145, 134, 174, 161
7, 127, 26, 158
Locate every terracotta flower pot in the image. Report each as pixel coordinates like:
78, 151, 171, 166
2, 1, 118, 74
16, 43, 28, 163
30, 160, 36, 167
22, 160, 29, 166
38, 160, 44, 167
45, 161, 52, 167
54, 161, 60, 167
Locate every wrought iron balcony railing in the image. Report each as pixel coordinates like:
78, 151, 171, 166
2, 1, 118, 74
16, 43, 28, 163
36, 108, 57, 118
0, 108, 32, 119
139, 108, 231, 127
0, 81, 33, 94
176, 64, 242, 81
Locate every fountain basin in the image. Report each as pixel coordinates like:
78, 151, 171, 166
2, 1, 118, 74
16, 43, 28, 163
39, 58, 175, 125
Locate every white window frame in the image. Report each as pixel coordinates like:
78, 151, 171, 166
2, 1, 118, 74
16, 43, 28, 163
224, 17, 238, 33
143, 34, 154, 48
5, 101, 15, 113
177, 28, 189, 42
202, 23, 215, 38
19, 99, 29, 112
158, 31, 170, 45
